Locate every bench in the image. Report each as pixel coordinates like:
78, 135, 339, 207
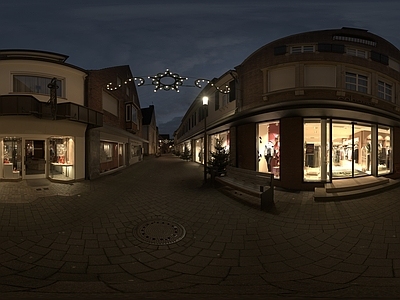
214, 166, 274, 210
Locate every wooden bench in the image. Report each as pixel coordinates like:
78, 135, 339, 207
214, 166, 274, 210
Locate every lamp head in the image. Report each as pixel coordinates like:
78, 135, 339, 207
202, 96, 209, 106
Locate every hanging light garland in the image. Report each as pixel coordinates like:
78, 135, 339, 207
106, 69, 230, 94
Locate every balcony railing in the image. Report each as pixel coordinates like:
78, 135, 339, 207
0, 95, 103, 127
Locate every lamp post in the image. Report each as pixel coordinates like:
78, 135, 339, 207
202, 96, 209, 183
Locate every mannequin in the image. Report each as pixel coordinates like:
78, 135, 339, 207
264, 141, 274, 172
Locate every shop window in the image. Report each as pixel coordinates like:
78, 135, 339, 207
304, 119, 329, 182
345, 72, 368, 93
195, 139, 203, 163
100, 141, 119, 173
209, 131, 230, 165
378, 80, 392, 102
378, 126, 391, 175
2, 137, 22, 179
49, 137, 74, 180
352, 124, 372, 177
257, 121, 280, 178
130, 143, 142, 158
331, 122, 372, 178
100, 142, 113, 163
13, 75, 63, 97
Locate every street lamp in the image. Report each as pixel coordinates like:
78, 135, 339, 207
202, 96, 209, 183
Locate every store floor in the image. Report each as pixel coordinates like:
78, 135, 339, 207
0, 154, 400, 299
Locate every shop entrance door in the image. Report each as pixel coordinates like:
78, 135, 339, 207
25, 140, 46, 178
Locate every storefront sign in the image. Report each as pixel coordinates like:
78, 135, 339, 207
338, 95, 377, 107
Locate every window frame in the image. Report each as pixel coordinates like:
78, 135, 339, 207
13, 74, 64, 97
290, 45, 315, 54
345, 72, 368, 93
346, 47, 367, 58
378, 80, 392, 102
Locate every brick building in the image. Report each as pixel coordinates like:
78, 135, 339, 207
86, 66, 146, 179
175, 28, 400, 190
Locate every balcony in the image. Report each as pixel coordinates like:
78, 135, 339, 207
0, 95, 103, 127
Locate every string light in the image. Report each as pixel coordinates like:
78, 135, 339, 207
106, 69, 231, 94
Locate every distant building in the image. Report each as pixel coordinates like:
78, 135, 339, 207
175, 28, 400, 190
141, 105, 158, 155
159, 134, 173, 154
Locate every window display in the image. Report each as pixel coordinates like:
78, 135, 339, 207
378, 126, 391, 175
49, 137, 74, 180
3, 137, 22, 179
303, 119, 392, 181
258, 122, 280, 178
195, 139, 202, 163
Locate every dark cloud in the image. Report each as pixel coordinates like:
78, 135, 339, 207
0, 0, 399, 135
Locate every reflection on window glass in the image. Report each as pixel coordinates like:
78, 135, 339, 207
13, 75, 63, 97
100, 142, 113, 163
304, 120, 322, 181
378, 126, 391, 175
3, 137, 22, 178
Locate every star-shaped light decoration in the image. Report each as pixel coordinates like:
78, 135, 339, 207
149, 69, 188, 92
105, 69, 231, 94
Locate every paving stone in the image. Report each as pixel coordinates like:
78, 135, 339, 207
0, 155, 400, 298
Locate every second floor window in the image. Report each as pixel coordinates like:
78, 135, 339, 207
346, 48, 367, 58
125, 104, 132, 121
378, 80, 392, 101
291, 45, 315, 54
13, 75, 63, 97
346, 72, 368, 93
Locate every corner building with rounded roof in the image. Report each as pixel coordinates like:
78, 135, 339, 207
175, 27, 400, 191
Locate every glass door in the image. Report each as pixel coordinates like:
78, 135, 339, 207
25, 140, 46, 178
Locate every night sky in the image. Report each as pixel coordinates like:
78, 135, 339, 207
1, 0, 399, 135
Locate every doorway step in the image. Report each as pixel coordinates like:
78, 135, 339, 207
314, 176, 400, 201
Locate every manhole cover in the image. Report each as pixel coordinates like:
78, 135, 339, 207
133, 219, 186, 245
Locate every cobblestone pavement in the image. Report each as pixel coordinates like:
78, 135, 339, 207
0, 154, 400, 299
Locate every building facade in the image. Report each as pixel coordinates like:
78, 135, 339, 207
175, 28, 400, 190
0, 50, 102, 182
0, 51, 148, 182
86, 66, 146, 179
